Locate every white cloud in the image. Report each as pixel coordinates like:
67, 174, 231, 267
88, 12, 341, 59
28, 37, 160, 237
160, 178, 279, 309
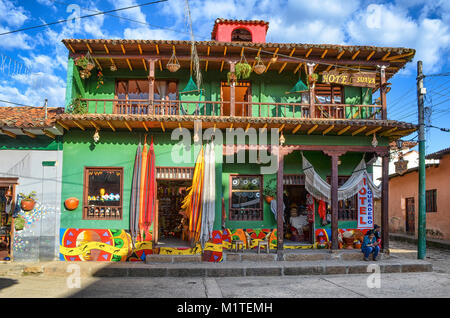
0, 0, 29, 27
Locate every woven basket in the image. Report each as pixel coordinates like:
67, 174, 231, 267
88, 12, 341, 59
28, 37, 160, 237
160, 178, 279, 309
167, 63, 180, 73
253, 64, 265, 75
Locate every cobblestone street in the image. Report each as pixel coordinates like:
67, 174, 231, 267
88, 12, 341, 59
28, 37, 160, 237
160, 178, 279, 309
390, 240, 450, 273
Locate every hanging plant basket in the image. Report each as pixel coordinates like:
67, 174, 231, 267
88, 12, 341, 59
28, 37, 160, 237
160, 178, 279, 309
253, 56, 266, 75
14, 216, 25, 231
235, 54, 252, 80
167, 51, 180, 72
75, 52, 96, 79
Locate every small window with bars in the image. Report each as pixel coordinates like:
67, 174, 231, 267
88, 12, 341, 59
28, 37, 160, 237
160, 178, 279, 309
426, 189, 437, 213
83, 167, 123, 220
229, 175, 263, 221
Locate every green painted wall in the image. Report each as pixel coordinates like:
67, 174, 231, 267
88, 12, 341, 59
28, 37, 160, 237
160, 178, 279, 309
0, 135, 62, 150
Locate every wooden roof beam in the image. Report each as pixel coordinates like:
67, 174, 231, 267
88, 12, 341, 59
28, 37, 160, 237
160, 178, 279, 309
21, 129, 36, 139
126, 59, 133, 71
252, 47, 261, 68
205, 46, 210, 72
68, 44, 75, 54
245, 123, 250, 132
57, 120, 69, 131
73, 120, 85, 131
337, 125, 351, 135
160, 122, 165, 132
337, 50, 345, 60
265, 48, 279, 73
351, 126, 367, 136
107, 121, 116, 132
42, 129, 56, 139
104, 44, 110, 54
1, 128, 16, 138
322, 125, 334, 135
138, 44, 143, 55
123, 121, 132, 132
307, 124, 318, 135
89, 121, 100, 131
142, 122, 148, 132
293, 63, 302, 74
365, 126, 382, 136
305, 48, 313, 58
292, 124, 302, 134
381, 51, 391, 61
351, 50, 360, 60
279, 48, 295, 74
385, 52, 414, 61
320, 49, 328, 59
380, 127, 397, 136
142, 58, 147, 71
261, 123, 267, 132
366, 50, 376, 61
86, 43, 93, 54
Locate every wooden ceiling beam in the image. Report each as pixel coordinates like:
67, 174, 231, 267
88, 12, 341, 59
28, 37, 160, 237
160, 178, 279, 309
265, 48, 279, 73
56, 120, 69, 131
305, 48, 313, 58
292, 124, 302, 134
366, 50, 376, 61
322, 125, 334, 135
351, 126, 367, 136
337, 125, 351, 135
279, 48, 295, 74
351, 50, 360, 60
73, 120, 85, 131
380, 127, 397, 136
126, 59, 133, 71
104, 44, 110, 54
42, 129, 56, 139
365, 126, 382, 136
68, 44, 75, 54
320, 49, 328, 59
89, 121, 100, 131
385, 52, 414, 61
160, 122, 165, 132
307, 124, 318, 135
86, 43, 93, 54
142, 122, 149, 132
138, 44, 143, 55
21, 129, 36, 139
1, 128, 16, 138
124, 121, 132, 132
337, 50, 345, 60
381, 51, 391, 61
293, 63, 302, 74
107, 121, 116, 132
252, 47, 261, 68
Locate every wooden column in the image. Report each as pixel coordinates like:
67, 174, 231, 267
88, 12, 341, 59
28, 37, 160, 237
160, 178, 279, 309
229, 61, 236, 116
381, 154, 390, 253
324, 150, 346, 250
307, 63, 316, 118
148, 59, 155, 114
276, 146, 285, 260
379, 65, 387, 120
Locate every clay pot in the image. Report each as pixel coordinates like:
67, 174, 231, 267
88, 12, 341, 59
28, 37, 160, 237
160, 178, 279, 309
354, 243, 362, 249
21, 199, 35, 211
265, 196, 274, 204
64, 197, 79, 211
343, 237, 354, 245
253, 64, 265, 75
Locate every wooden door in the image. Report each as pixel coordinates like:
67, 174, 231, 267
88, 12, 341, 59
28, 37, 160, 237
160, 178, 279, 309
405, 197, 415, 235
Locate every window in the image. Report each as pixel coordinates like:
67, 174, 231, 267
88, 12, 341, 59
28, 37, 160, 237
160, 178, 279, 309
315, 83, 343, 104
229, 175, 263, 221
83, 167, 123, 220
231, 28, 252, 42
326, 176, 357, 221
426, 189, 437, 213
115, 79, 178, 114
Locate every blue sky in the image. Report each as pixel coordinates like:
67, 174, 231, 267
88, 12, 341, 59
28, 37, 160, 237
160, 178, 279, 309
0, 0, 449, 154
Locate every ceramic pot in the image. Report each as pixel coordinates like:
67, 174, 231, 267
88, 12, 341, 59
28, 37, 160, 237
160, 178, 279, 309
64, 197, 79, 211
343, 237, 354, 245
354, 243, 362, 249
21, 199, 35, 211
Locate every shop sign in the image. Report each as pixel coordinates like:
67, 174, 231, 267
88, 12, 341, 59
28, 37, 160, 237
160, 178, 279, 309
394, 157, 408, 175
357, 176, 374, 229
322, 71, 376, 88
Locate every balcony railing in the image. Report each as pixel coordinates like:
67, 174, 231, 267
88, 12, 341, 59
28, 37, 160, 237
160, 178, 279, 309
78, 98, 383, 120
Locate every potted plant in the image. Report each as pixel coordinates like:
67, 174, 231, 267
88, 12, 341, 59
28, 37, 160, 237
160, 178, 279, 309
263, 179, 277, 203
227, 71, 237, 85
64, 197, 79, 211
253, 56, 266, 75
235, 60, 252, 80
75, 54, 95, 79
19, 191, 37, 211
14, 216, 26, 231
66, 97, 88, 114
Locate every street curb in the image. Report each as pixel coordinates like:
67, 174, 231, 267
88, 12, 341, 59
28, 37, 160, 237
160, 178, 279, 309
390, 234, 450, 251
0, 259, 432, 278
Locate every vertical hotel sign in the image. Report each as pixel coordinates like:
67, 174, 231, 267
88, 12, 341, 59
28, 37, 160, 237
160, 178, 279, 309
357, 176, 373, 229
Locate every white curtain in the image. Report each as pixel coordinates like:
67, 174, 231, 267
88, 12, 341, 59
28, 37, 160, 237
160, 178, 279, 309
301, 152, 381, 202
200, 141, 216, 248
155, 81, 168, 114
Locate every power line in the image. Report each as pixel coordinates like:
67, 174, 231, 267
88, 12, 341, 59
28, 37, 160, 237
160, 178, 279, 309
0, 99, 38, 107
426, 124, 450, 132
0, 0, 169, 36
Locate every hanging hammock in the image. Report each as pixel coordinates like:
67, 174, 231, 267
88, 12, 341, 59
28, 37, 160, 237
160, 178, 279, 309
179, 76, 205, 115
301, 152, 381, 202
286, 77, 309, 94
199, 141, 216, 248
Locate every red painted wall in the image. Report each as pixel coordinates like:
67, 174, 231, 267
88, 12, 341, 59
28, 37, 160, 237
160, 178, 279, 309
214, 23, 267, 43
389, 154, 450, 240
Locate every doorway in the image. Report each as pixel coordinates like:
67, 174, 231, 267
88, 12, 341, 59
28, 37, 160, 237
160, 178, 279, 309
0, 180, 17, 261
283, 184, 313, 244
405, 197, 415, 235
156, 179, 192, 248
221, 81, 251, 116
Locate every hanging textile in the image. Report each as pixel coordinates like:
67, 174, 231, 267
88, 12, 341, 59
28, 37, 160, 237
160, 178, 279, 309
137, 137, 157, 242
130, 142, 142, 243
200, 142, 216, 248
301, 152, 381, 202
182, 147, 205, 243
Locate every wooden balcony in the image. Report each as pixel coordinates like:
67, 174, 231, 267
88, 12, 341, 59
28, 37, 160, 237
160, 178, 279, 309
79, 98, 383, 120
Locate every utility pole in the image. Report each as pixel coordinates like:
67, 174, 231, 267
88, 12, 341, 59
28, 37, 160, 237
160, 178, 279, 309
417, 60, 426, 259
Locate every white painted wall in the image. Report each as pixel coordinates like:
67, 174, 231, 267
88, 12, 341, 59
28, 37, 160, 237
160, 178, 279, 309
0, 149, 63, 261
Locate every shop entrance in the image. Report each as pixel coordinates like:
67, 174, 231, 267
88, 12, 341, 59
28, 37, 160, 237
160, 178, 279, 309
283, 175, 313, 245
0, 179, 17, 261
155, 167, 194, 248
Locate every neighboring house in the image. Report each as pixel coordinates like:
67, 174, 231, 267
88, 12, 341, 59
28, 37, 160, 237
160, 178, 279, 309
389, 147, 450, 240
0, 107, 64, 261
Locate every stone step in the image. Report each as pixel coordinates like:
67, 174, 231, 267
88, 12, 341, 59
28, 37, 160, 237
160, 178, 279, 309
145, 254, 202, 264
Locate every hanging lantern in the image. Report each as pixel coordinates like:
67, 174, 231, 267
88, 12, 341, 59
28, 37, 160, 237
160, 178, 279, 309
371, 133, 378, 147
279, 131, 285, 145
93, 130, 100, 143
110, 64, 117, 72
270, 55, 278, 64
